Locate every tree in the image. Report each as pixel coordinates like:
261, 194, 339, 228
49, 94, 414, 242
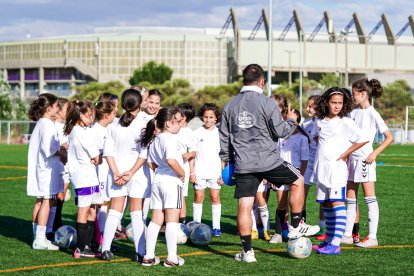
129, 61, 173, 85
319, 73, 341, 90
0, 71, 13, 120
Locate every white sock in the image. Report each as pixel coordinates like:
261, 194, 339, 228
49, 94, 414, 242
32, 222, 37, 238
102, 209, 122, 252
46, 206, 56, 233
117, 199, 128, 230
131, 210, 145, 256
98, 205, 108, 234
319, 219, 326, 229
253, 203, 259, 226
143, 198, 151, 223
193, 203, 202, 223
259, 205, 270, 231
251, 206, 257, 231
344, 198, 357, 237
212, 204, 221, 230
36, 225, 46, 240
145, 222, 161, 259
331, 205, 347, 246
365, 197, 379, 240
165, 222, 178, 261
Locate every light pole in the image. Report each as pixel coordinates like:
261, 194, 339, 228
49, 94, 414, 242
340, 29, 353, 87
299, 30, 303, 115
285, 50, 295, 88
267, 0, 273, 96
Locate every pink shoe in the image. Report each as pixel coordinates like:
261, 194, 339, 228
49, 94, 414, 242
316, 244, 341, 255
312, 241, 328, 250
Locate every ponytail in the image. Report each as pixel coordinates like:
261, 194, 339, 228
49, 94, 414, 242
369, 79, 383, 98
119, 89, 142, 127
64, 100, 94, 135
352, 78, 383, 101
28, 93, 58, 121
140, 119, 157, 148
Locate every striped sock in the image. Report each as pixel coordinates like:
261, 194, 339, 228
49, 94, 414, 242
365, 197, 379, 240
323, 207, 334, 244
331, 205, 347, 246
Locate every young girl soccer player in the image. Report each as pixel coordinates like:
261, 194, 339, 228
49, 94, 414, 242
342, 79, 393, 247
177, 103, 196, 224
64, 100, 101, 258
101, 89, 150, 262
27, 93, 62, 250
190, 103, 223, 237
141, 106, 185, 267
91, 101, 117, 249
302, 96, 325, 236
312, 87, 368, 255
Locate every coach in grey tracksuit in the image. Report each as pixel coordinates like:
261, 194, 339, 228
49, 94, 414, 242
219, 64, 307, 262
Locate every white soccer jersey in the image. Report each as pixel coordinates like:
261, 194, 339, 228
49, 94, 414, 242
55, 121, 68, 146
278, 132, 309, 169
148, 132, 183, 186
91, 122, 110, 183
301, 118, 318, 165
175, 126, 195, 175
27, 118, 61, 197
350, 106, 388, 159
67, 125, 100, 189
138, 111, 155, 125
193, 126, 221, 180
313, 117, 367, 188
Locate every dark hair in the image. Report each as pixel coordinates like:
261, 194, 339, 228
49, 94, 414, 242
98, 92, 118, 102
119, 89, 142, 127
141, 106, 180, 147
64, 100, 95, 135
271, 94, 288, 119
307, 95, 320, 104
28, 93, 58, 121
178, 103, 195, 123
315, 87, 353, 119
148, 89, 163, 101
198, 103, 221, 123
242, 64, 265, 85
58, 97, 69, 110
352, 78, 383, 101
95, 101, 115, 121
292, 109, 311, 144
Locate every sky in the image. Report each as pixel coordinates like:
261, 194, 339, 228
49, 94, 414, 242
0, 0, 413, 42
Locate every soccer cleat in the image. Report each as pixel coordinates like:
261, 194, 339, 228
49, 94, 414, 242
32, 238, 59, 251
316, 233, 327, 241
142, 256, 160, 266
263, 230, 271, 241
269, 234, 283, 244
101, 250, 114, 261
251, 230, 259, 240
115, 230, 127, 240
73, 246, 98, 259
316, 244, 341, 255
164, 256, 185, 267
352, 233, 360, 243
132, 252, 144, 263
341, 235, 354, 245
312, 241, 328, 251
287, 219, 320, 239
315, 227, 325, 236
234, 250, 257, 263
281, 229, 289, 242
355, 237, 378, 248
213, 229, 222, 237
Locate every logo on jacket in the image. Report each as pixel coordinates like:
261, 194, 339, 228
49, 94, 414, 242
236, 111, 256, 129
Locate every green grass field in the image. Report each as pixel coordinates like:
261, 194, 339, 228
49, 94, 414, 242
1, 144, 413, 275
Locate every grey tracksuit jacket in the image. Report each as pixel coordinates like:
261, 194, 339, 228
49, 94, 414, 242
219, 88, 296, 174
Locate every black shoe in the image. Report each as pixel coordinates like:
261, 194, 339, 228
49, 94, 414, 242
101, 250, 113, 261
132, 252, 144, 263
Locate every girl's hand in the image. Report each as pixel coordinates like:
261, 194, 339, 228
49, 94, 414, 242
262, 179, 268, 185
190, 173, 197, 184
120, 171, 132, 183
365, 152, 377, 164
217, 175, 224, 186
114, 174, 126, 186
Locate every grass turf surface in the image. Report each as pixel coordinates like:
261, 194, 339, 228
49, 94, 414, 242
0, 144, 413, 275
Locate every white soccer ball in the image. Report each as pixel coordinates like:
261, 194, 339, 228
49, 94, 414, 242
287, 237, 312, 259
126, 223, 134, 242
177, 223, 190, 245
55, 225, 77, 249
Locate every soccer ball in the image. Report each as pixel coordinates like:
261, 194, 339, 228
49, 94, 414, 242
287, 237, 312, 259
221, 163, 236, 186
177, 223, 190, 244
55, 225, 77, 249
125, 223, 134, 242
64, 189, 71, 202
189, 223, 213, 246
186, 221, 201, 233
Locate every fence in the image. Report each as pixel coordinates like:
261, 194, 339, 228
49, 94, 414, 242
0, 120, 413, 145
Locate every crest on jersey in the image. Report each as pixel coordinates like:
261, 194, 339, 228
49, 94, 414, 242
236, 111, 256, 129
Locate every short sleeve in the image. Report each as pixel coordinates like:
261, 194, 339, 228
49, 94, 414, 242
300, 136, 309, 161
81, 128, 100, 158
40, 121, 60, 158
165, 135, 179, 160
373, 110, 388, 133
312, 120, 320, 138
103, 127, 115, 157
138, 144, 148, 159
345, 118, 367, 143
